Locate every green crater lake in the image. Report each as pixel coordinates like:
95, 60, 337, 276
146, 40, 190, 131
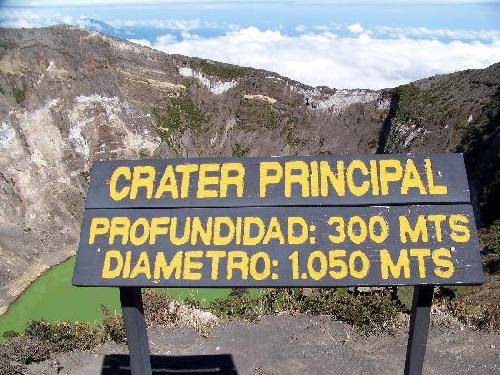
0, 257, 238, 339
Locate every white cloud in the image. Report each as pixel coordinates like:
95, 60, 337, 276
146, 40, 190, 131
374, 26, 500, 42
0, 9, 72, 28
295, 24, 306, 33
149, 27, 500, 89
108, 18, 216, 31
347, 23, 363, 33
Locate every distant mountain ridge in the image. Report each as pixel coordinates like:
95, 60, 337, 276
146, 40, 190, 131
0, 25, 498, 314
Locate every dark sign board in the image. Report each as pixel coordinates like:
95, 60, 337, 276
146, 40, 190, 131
85, 154, 470, 209
73, 204, 483, 287
73, 152, 483, 375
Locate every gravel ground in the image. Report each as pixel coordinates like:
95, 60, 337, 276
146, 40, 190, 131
27, 314, 499, 374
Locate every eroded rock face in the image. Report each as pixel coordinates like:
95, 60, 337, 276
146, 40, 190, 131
0, 25, 498, 313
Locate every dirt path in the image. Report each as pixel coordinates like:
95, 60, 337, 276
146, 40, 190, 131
28, 314, 499, 374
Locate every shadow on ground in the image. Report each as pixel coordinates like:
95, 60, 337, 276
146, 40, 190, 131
101, 354, 238, 374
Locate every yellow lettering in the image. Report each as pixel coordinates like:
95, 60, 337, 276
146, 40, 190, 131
260, 162, 283, 197
197, 163, 220, 198
130, 251, 151, 279
249, 252, 271, 280
433, 248, 454, 278
129, 218, 150, 246
227, 251, 249, 280
89, 217, 110, 244
109, 217, 130, 245
346, 160, 370, 197
175, 164, 198, 198
425, 158, 448, 195
109, 166, 131, 201
154, 251, 183, 279
409, 248, 431, 278
449, 214, 470, 243
213, 217, 235, 246
320, 161, 345, 197
206, 250, 226, 280
285, 161, 310, 198
183, 251, 203, 280
149, 217, 169, 245
154, 165, 178, 199
102, 250, 123, 279
380, 249, 410, 279
287, 217, 309, 245
399, 215, 428, 243
130, 166, 155, 199
220, 163, 245, 198
379, 159, 403, 195
401, 159, 427, 194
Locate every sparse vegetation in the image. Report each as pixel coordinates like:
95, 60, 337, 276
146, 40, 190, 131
455, 92, 499, 155
444, 279, 500, 332
153, 96, 205, 153
367, 138, 378, 150
79, 170, 90, 181
153, 97, 204, 137
209, 288, 401, 333
12, 87, 26, 104
284, 128, 306, 149
199, 59, 249, 80
396, 287, 414, 310
0, 306, 126, 373
231, 143, 250, 157
392, 84, 424, 127
236, 98, 279, 130
283, 117, 306, 149
479, 221, 500, 274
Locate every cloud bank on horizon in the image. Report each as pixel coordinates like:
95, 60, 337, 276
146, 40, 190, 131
1, 2, 500, 89
135, 27, 500, 89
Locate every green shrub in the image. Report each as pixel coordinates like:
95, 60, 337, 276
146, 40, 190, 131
153, 97, 204, 141
448, 289, 499, 332
25, 320, 107, 352
102, 306, 126, 343
397, 287, 414, 311
231, 143, 250, 157
236, 98, 279, 130
258, 288, 304, 315
301, 289, 401, 333
2, 330, 19, 339
0, 336, 50, 365
473, 221, 500, 274
12, 87, 26, 104
210, 289, 259, 320
199, 60, 249, 80
210, 288, 401, 332
80, 170, 91, 181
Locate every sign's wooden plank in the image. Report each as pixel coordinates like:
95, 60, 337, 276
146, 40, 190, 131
85, 153, 470, 209
73, 204, 483, 287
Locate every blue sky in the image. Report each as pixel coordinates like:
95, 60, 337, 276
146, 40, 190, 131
1, 1, 499, 88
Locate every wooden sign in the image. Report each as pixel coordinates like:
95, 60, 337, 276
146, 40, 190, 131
72, 153, 483, 375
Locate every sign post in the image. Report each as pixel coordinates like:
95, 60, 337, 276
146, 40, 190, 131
404, 286, 434, 375
119, 287, 152, 374
73, 153, 483, 374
